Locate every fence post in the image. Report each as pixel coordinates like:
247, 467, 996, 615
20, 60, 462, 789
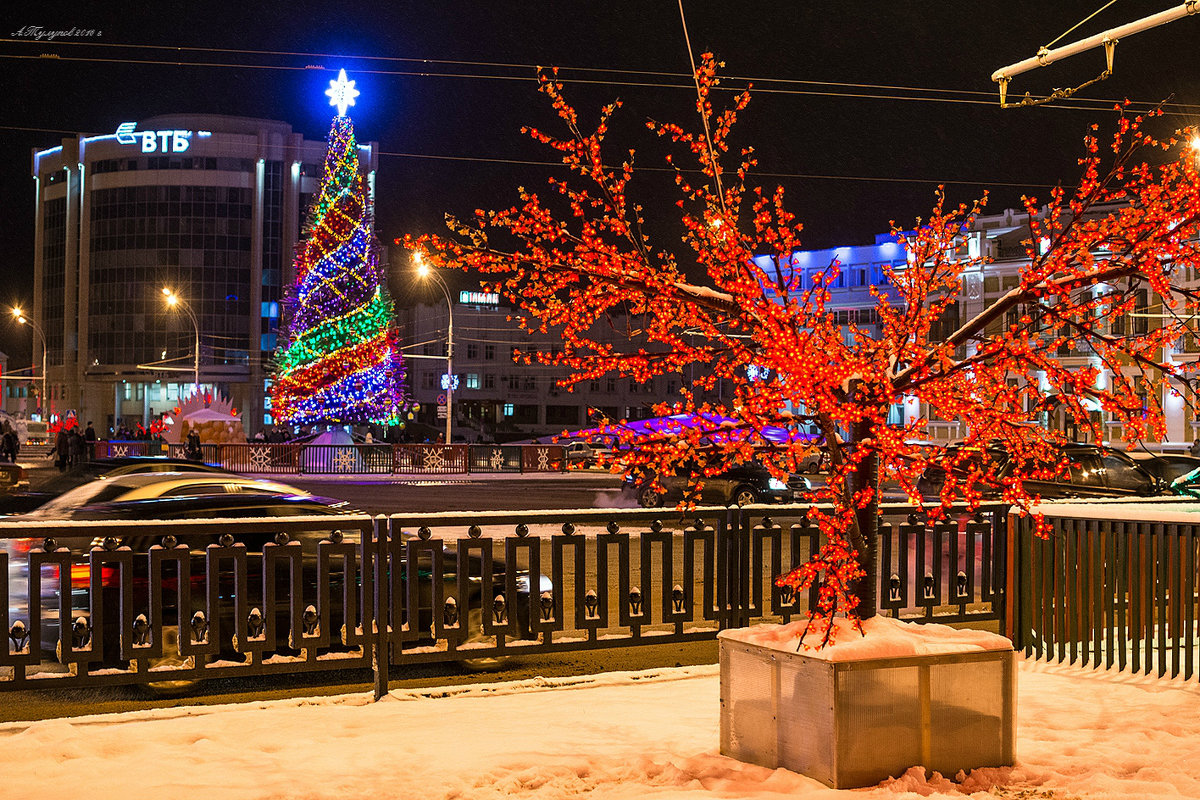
371, 516, 389, 701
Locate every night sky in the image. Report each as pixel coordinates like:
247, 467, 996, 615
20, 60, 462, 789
1, 1, 1197, 368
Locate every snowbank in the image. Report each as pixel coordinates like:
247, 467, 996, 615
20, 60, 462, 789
2, 658, 1198, 799
719, 614, 1012, 661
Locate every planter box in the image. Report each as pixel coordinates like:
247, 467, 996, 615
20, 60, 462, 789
719, 622, 1015, 789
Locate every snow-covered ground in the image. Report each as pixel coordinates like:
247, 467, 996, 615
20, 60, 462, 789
2, 653, 1197, 800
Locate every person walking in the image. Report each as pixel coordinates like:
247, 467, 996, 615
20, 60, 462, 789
67, 428, 85, 469
184, 428, 203, 462
84, 420, 97, 461
50, 427, 69, 471
0, 426, 18, 463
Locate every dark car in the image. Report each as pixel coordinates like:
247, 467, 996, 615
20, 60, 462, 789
1137, 454, 1200, 487
633, 462, 807, 507
4, 491, 545, 679
0, 462, 29, 494
916, 442, 1162, 500
0, 456, 231, 515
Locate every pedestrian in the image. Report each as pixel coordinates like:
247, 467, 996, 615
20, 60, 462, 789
184, 428, 203, 462
67, 428, 85, 469
84, 420, 97, 461
0, 425, 17, 463
1190, 439, 1200, 457
50, 427, 69, 471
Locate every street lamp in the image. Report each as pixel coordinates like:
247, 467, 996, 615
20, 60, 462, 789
161, 287, 200, 394
10, 307, 47, 419
414, 253, 454, 444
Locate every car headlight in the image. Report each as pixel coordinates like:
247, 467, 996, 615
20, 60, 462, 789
768, 477, 788, 491
514, 574, 554, 593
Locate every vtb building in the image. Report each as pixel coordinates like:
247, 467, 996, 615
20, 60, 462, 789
30, 114, 379, 432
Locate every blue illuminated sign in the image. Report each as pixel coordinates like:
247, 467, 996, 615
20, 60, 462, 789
458, 290, 499, 306
113, 122, 212, 154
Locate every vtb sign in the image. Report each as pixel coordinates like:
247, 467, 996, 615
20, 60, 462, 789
113, 122, 212, 154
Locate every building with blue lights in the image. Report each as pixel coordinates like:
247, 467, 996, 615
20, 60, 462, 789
759, 206, 1197, 449
30, 114, 378, 433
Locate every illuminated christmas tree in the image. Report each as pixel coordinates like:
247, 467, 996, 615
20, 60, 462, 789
271, 70, 407, 426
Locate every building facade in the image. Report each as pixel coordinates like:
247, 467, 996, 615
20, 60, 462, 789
766, 206, 1198, 447
30, 114, 378, 434
396, 291, 734, 442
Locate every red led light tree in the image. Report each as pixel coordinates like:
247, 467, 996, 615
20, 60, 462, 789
406, 55, 1200, 644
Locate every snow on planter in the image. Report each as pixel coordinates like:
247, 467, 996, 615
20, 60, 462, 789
719, 616, 1015, 789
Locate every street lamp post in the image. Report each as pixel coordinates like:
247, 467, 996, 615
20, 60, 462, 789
161, 287, 201, 394
11, 307, 47, 418
414, 254, 454, 444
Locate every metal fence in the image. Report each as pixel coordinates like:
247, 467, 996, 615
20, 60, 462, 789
1012, 512, 1200, 681
92, 441, 566, 475
0, 503, 1007, 695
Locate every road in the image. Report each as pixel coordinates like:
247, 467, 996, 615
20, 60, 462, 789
5, 467, 727, 723
272, 471, 635, 514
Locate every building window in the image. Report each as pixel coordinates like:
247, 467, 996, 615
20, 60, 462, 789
465, 373, 480, 389
523, 375, 536, 390
422, 372, 436, 389
484, 374, 495, 389
466, 343, 479, 359
503, 403, 514, 417
606, 377, 616, 393
484, 344, 495, 360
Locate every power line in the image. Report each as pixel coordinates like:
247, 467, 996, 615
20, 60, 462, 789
0, 49, 1192, 116
4, 36, 1196, 112
0, 124, 1063, 189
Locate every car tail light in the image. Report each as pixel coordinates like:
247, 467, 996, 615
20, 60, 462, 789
70, 564, 120, 590
8, 537, 34, 555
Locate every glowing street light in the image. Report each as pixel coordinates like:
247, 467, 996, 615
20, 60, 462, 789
161, 287, 200, 393
414, 253, 454, 444
10, 306, 47, 417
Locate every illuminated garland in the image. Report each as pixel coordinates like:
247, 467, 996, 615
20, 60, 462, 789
276, 289, 392, 371
270, 115, 408, 426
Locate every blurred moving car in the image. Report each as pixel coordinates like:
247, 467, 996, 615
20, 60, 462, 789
23, 472, 303, 519
0, 462, 29, 494
4, 489, 547, 680
0, 456, 231, 515
916, 442, 1162, 500
634, 462, 808, 507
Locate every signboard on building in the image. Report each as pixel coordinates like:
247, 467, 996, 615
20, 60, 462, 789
458, 290, 499, 306
113, 122, 212, 154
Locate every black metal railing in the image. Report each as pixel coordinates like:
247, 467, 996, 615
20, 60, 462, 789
0, 504, 1008, 695
1012, 511, 1200, 681
130, 442, 567, 474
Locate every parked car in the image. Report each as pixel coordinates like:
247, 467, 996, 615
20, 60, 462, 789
0, 456, 231, 515
916, 442, 1163, 500
4, 490, 547, 683
0, 462, 29, 494
564, 441, 598, 468
632, 462, 808, 507
1137, 454, 1200, 487
798, 447, 827, 475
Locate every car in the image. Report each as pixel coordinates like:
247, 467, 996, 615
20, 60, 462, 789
4, 490, 547, 682
564, 441, 598, 468
632, 461, 808, 507
0, 456, 231, 515
1137, 454, 1200, 487
916, 442, 1163, 500
22, 472, 304, 519
0, 462, 29, 494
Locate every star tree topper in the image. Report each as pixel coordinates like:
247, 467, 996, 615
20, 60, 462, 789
326, 69, 360, 117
